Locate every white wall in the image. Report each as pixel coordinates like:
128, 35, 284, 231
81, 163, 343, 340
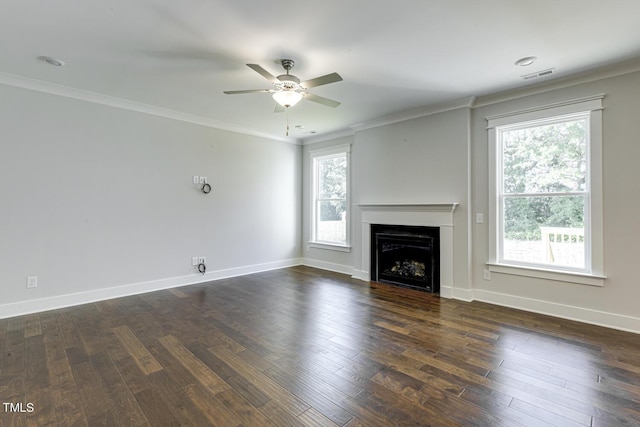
0, 84, 301, 317
302, 108, 472, 292
471, 70, 640, 332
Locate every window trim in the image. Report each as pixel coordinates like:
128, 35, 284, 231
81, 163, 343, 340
309, 144, 351, 251
486, 95, 605, 286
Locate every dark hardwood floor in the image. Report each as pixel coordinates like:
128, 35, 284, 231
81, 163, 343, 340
2, 266, 640, 426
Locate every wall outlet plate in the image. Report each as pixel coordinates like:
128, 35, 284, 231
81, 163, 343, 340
192, 257, 198, 266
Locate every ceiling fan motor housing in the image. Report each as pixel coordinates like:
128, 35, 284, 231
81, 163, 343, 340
275, 74, 301, 91
274, 59, 302, 90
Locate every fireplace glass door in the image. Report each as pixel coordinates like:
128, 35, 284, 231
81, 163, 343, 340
371, 225, 439, 293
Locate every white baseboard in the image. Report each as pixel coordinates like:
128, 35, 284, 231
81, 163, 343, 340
473, 289, 640, 334
450, 287, 474, 302
301, 258, 354, 276
206, 258, 303, 281
0, 258, 303, 320
351, 269, 369, 281
438, 286, 451, 299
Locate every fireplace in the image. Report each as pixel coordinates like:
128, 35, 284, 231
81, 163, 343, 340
371, 224, 440, 293
358, 203, 457, 297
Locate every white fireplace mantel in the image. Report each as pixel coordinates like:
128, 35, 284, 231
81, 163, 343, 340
358, 203, 458, 213
357, 203, 458, 298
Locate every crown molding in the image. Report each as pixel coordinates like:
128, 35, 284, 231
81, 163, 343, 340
0, 71, 297, 144
474, 57, 640, 108
300, 96, 476, 144
300, 128, 355, 145
350, 96, 476, 133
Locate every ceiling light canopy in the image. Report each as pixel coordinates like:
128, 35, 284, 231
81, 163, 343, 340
272, 90, 303, 108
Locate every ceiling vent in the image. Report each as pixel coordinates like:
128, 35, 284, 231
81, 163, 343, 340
521, 68, 555, 80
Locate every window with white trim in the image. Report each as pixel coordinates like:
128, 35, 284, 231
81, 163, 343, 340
487, 96, 604, 284
309, 144, 350, 249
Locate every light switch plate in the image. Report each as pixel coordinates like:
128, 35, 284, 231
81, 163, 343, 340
26, 276, 38, 288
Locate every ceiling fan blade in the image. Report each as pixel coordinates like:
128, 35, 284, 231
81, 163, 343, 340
246, 64, 277, 82
301, 72, 343, 88
274, 103, 286, 113
223, 89, 271, 95
304, 93, 341, 108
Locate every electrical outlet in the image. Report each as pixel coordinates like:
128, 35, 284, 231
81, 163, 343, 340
198, 257, 206, 265
199, 177, 207, 184
26, 276, 38, 288
192, 257, 198, 266
483, 269, 491, 280
192, 175, 199, 184
476, 213, 484, 224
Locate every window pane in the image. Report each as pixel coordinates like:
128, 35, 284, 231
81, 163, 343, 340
502, 118, 587, 194
318, 156, 346, 199
503, 196, 585, 269
316, 200, 346, 243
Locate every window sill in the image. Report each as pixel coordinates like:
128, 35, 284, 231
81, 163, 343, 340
308, 242, 352, 253
487, 263, 606, 287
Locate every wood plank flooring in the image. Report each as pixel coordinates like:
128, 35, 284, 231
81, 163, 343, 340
2, 265, 640, 426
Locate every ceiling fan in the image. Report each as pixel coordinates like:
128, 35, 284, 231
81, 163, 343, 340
223, 59, 343, 111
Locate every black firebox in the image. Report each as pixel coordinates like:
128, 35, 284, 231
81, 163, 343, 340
370, 224, 440, 293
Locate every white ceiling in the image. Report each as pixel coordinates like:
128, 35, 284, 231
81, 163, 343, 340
2, 1, 640, 141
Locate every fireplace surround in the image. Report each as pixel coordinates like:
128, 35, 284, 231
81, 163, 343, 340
358, 203, 458, 297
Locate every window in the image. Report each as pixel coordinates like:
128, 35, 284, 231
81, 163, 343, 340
487, 96, 604, 285
309, 144, 350, 249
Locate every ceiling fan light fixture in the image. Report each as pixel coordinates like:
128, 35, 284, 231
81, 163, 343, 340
272, 90, 303, 108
